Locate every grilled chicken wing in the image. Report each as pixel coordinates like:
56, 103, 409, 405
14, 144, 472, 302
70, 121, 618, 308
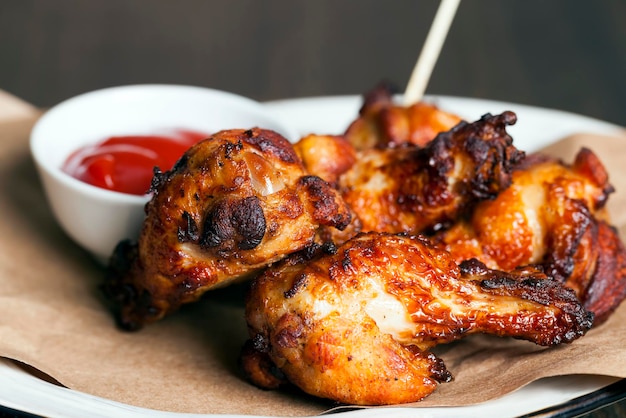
435, 149, 626, 323
103, 128, 351, 330
337, 112, 524, 238
243, 232, 593, 405
345, 82, 462, 149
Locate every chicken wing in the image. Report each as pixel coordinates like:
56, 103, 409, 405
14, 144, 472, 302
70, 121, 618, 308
243, 232, 593, 405
103, 128, 351, 330
345, 82, 462, 149
435, 149, 626, 323
337, 111, 524, 237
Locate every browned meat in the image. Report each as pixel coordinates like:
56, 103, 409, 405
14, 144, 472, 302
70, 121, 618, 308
435, 148, 626, 323
243, 233, 593, 405
103, 128, 351, 330
337, 112, 524, 238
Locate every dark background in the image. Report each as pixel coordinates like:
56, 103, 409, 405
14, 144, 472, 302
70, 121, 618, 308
1, 0, 625, 126
0, 2, 625, 417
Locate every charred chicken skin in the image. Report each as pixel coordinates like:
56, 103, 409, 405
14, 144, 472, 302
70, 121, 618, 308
243, 232, 593, 405
337, 111, 524, 238
435, 149, 626, 323
104, 128, 351, 330
344, 82, 462, 149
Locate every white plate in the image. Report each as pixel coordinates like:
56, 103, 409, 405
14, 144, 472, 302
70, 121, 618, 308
1, 95, 624, 418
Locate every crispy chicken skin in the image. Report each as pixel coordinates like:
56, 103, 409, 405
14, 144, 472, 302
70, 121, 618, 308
436, 149, 626, 323
243, 233, 593, 405
345, 83, 462, 149
103, 128, 351, 330
337, 112, 524, 237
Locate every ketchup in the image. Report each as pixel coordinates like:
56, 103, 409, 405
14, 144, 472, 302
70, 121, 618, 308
63, 129, 208, 195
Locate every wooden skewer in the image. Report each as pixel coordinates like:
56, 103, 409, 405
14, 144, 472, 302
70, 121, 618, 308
403, 0, 461, 106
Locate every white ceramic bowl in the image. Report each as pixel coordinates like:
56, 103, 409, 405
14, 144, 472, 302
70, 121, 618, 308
30, 84, 298, 263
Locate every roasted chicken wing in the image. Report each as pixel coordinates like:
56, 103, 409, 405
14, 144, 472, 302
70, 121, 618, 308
103, 128, 351, 330
345, 82, 462, 149
435, 149, 626, 323
243, 232, 593, 405
337, 111, 524, 237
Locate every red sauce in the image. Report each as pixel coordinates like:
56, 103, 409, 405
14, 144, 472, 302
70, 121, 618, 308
63, 129, 208, 195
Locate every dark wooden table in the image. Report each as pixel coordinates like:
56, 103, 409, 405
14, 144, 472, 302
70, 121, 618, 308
0, 1, 625, 417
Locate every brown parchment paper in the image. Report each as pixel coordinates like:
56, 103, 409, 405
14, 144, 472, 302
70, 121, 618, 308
1, 91, 626, 416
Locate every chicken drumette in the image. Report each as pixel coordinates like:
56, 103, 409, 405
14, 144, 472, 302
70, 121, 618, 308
104, 128, 351, 330
243, 232, 593, 405
337, 111, 524, 237
435, 149, 626, 323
